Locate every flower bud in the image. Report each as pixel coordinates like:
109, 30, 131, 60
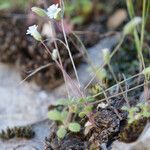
31, 7, 47, 17
102, 48, 110, 64
52, 49, 58, 60
123, 17, 142, 35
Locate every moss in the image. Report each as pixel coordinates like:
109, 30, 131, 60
118, 117, 148, 143
0, 126, 35, 140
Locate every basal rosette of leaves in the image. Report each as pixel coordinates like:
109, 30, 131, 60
48, 97, 95, 139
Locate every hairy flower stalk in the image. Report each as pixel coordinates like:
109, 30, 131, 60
60, 0, 81, 88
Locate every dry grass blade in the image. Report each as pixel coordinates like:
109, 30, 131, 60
19, 63, 54, 85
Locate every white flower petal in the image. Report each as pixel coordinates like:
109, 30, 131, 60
26, 25, 41, 41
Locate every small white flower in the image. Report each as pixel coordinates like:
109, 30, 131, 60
97, 102, 108, 109
47, 4, 61, 19
26, 25, 42, 41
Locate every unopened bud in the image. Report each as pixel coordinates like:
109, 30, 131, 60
32, 7, 47, 17
102, 48, 110, 64
123, 17, 142, 35
52, 49, 58, 60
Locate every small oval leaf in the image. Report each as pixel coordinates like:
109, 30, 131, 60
61, 110, 68, 121
48, 110, 61, 121
68, 122, 81, 132
57, 126, 67, 139
32, 7, 47, 17
84, 105, 93, 113
79, 112, 86, 118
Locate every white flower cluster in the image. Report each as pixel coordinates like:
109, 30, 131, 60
27, 4, 61, 41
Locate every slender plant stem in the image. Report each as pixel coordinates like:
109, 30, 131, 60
140, 0, 146, 49
92, 72, 142, 98
108, 63, 130, 107
19, 63, 54, 84
49, 21, 70, 98
84, 35, 124, 90
60, 0, 81, 87
91, 80, 150, 105
41, 41, 84, 98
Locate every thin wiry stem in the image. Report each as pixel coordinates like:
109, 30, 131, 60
140, 0, 146, 50
91, 80, 150, 105
84, 35, 124, 90
92, 72, 142, 98
49, 21, 70, 98
60, 0, 81, 87
108, 63, 130, 107
41, 41, 84, 98
19, 63, 54, 85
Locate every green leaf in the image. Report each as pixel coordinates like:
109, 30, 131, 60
79, 98, 85, 103
78, 97, 95, 103
56, 99, 73, 106
70, 105, 77, 113
61, 110, 68, 121
84, 105, 93, 113
57, 126, 67, 139
79, 112, 86, 118
82, 2, 92, 15
31, 7, 47, 17
0, 2, 11, 10
48, 110, 62, 121
142, 67, 150, 76
143, 111, 150, 118
85, 97, 95, 102
142, 105, 150, 118
68, 122, 81, 132
71, 16, 84, 25
121, 106, 129, 111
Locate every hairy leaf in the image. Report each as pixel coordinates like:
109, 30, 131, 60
68, 122, 81, 132
57, 126, 67, 139
48, 110, 62, 121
